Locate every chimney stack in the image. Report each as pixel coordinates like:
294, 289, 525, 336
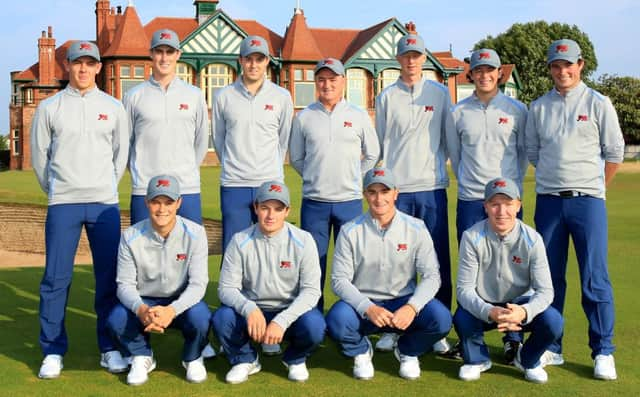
37, 25, 56, 86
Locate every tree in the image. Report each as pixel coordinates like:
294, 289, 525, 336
474, 21, 597, 104
593, 74, 640, 144
0, 134, 8, 151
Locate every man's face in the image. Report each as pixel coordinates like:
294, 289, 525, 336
484, 194, 521, 236
471, 65, 501, 96
65, 57, 101, 92
396, 51, 426, 80
549, 59, 583, 94
254, 200, 289, 236
150, 45, 180, 80
146, 195, 181, 230
315, 68, 345, 106
364, 183, 398, 219
239, 53, 269, 84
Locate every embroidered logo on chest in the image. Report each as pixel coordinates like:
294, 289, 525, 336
498, 117, 509, 125
176, 253, 187, 261
577, 115, 588, 122
280, 261, 292, 269
512, 255, 522, 265
98, 114, 108, 121
424, 105, 434, 112
179, 104, 189, 110
397, 243, 408, 252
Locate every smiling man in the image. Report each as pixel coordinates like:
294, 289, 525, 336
289, 57, 379, 312
525, 38, 625, 380
375, 34, 454, 354
107, 175, 210, 386
326, 167, 451, 381
445, 48, 528, 363
454, 177, 562, 383
212, 35, 294, 260
212, 181, 325, 384
125, 29, 209, 225
31, 40, 129, 379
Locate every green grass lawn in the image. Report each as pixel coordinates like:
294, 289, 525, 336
0, 167, 638, 396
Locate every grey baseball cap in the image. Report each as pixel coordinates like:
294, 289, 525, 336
255, 180, 290, 207
470, 48, 501, 70
314, 57, 345, 76
147, 175, 180, 200
547, 39, 582, 64
484, 177, 520, 201
363, 166, 396, 190
67, 41, 100, 62
397, 34, 426, 56
150, 29, 181, 50
240, 35, 270, 57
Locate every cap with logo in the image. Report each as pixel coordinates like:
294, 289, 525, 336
547, 39, 582, 65
255, 181, 290, 207
150, 29, 181, 50
147, 175, 181, 200
484, 177, 520, 201
314, 58, 345, 76
396, 34, 426, 56
470, 48, 501, 70
67, 41, 101, 62
363, 166, 396, 190
240, 35, 270, 57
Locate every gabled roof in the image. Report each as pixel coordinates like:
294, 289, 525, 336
341, 18, 393, 62
103, 6, 149, 57
281, 11, 323, 60
13, 40, 73, 83
432, 51, 466, 69
310, 28, 360, 60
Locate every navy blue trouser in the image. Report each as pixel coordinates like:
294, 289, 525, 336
130, 193, 202, 225
396, 190, 452, 310
453, 303, 563, 369
326, 296, 452, 357
535, 194, 615, 357
211, 305, 326, 365
300, 198, 362, 311
220, 186, 259, 255
107, 299, 211, 362
39, 203, 121, 355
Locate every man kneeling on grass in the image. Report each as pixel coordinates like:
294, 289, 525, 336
107, 175, 210, 385
212, 180, 325, 384
326, 167, 452, 380
454, 177, 563, 383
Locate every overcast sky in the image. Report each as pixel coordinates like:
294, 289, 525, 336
1, 0, 638, 134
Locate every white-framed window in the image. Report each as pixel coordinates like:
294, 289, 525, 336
294, 68, 315, 108
346, 68, 368, 109
11, 83, 22, 106
133, 65, 145, 79
119, 64, 144, 97
176, 62, 194, 84
201, 63, 233, 108
378, 69, 400, 91
25, 89, 33, 104
504, 86, 517, 98
12, 129, 20, 155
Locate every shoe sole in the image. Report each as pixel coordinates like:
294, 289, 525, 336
354, 374, 374, 380
100, 358, 129, 374
38, 372, 61, 379
226, 363, 262, 384
594, 373, 617, 381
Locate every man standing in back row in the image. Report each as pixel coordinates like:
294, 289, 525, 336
375, 33, 453, 354
289, 58, 379, 311
31, 41, 129, 378
125, 29, 209, 224
213, 35, 294, 254
446, 48, 528, 363
525, 38, 625, 380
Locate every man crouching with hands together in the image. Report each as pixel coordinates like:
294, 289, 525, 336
212, 181, 325, 384
454, 177, 563, 383
107, 175, 210, 386
326, 167, 452, 381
